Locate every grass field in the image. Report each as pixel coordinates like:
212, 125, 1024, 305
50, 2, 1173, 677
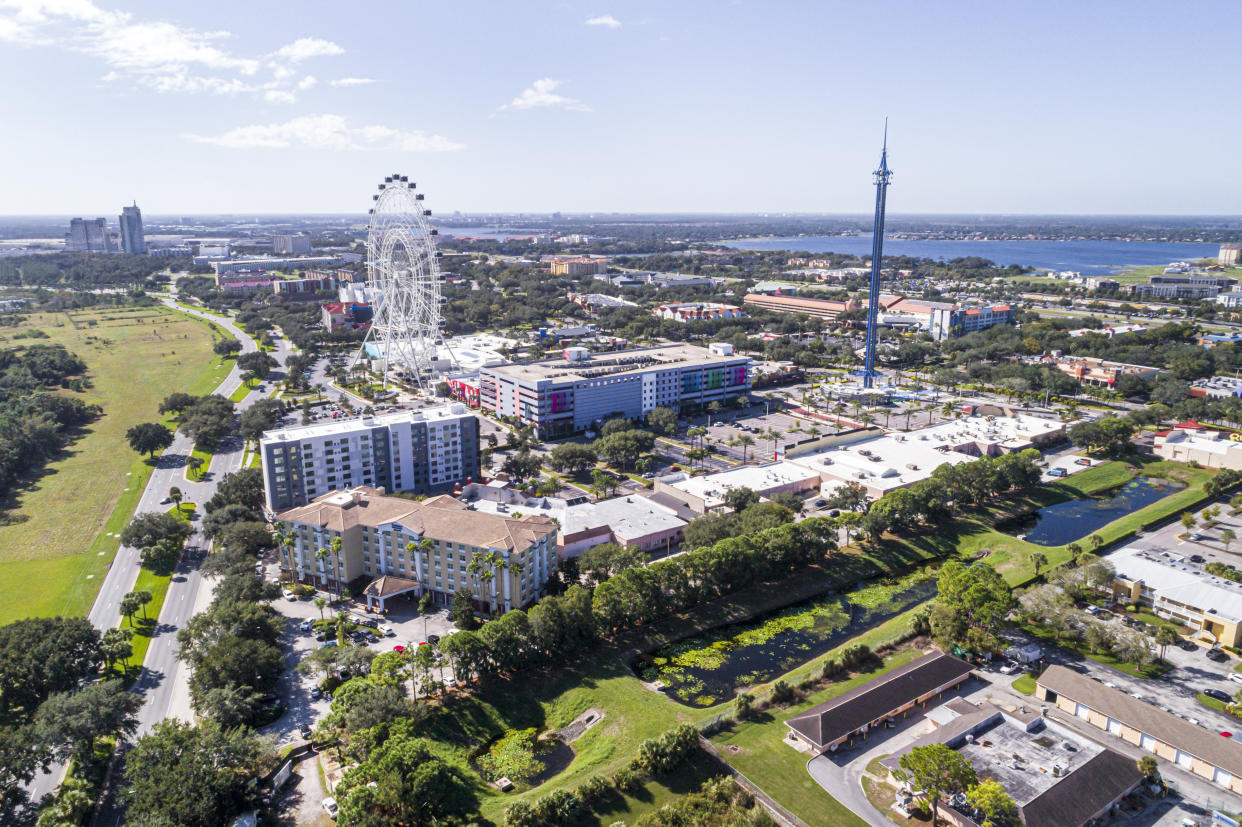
190, 444, 214, 480
0, 306, 220, 624
229, 381, 252, 403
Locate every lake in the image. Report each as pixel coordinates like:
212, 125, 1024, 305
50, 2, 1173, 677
1001, 476, 1185, 546
635, 572, 937, 707
723, 236, 1218, 275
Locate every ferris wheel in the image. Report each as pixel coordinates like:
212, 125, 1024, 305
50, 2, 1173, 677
358, 174, 446, 388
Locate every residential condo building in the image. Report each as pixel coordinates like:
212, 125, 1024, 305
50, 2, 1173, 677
65, 217, 115, 252
276, 487, 557, 612
259, 405, 480, 512
478, 343, 751, 438
117, 202, 146, 254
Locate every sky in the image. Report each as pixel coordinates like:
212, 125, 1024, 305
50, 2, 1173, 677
1, 0, 1240, 216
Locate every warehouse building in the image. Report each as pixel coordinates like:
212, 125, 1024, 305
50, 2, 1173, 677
1036, 665, 1242, 793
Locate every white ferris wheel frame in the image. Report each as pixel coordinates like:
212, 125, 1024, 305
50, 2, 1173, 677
358, 174, 448, 389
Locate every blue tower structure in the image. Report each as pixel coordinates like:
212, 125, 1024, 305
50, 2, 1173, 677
861, 125, 892, 389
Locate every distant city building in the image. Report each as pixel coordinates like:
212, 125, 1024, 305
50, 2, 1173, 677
1066, 323, 1147, 339
654, 462, 821, 514
259, 404, 481, 512
1216, 290, 1242, 308
567, 292, 638, 312
117, 202, 146, 254
743, 292, 1011, 341
274, 273, 337, 295
1129, 275, 1235, 300
1154, 422, 1242, 470
65, 217, 115, 252
549, 256, 608, 276
275, 487, 556, 612
273, 234, 312, 255
1084, 277, 1120, 291
653, 302, 745, 323
743, 292, 858, 319
1024, 354, 1161, 387
214, 256, 341, 277
148, 245, 192, 258
1189, 376, 1242, 399
1220, 244, 1241, 267
478, 343, 751, 438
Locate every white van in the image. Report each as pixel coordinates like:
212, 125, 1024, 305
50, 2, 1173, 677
378, 623, 394, 637
1227, 672, 1242, 685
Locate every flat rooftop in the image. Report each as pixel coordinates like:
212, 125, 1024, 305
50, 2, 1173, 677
789, 414, 1063, 495
260, 403, 473, 444
958, 719, 1101, 806
482, 343, 744, 384
1108, 546, 1242, 625
661, 462, 820, 509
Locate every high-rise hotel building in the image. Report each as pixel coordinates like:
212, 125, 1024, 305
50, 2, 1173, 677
259, 404, 480, 512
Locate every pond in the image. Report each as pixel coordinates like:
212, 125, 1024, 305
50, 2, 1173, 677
1001, 476, 1184, 546
634, 571, 938, 707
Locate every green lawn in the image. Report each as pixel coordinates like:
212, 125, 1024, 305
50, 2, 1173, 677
190, 443, 214, 480
0, 307, 218, 625
229, 381, 252, 403
1012, 674, 1037, 695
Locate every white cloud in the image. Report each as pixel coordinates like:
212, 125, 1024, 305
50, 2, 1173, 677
330, 77, 377, 87
585, 14, 621, 28
263, 89, 295, 104
185, 114, 464, 152
501, 78, 590, 112
271, 37, 343, 62
297, 75, 317, 91
0, 1, 347, 102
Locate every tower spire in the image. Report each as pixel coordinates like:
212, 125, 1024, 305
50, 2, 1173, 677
861, 122, 892, 390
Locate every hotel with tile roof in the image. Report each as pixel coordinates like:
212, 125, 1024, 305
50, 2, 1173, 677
275, 487, 557, 612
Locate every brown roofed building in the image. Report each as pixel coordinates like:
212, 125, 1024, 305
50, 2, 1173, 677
276, 487, 558, 614
1036, 664, 1242, 793
785, 651, 974, 753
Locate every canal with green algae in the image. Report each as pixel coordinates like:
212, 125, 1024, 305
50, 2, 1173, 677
634, 571, 938, 707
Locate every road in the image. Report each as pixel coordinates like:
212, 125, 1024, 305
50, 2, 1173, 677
84, 302, 291, 825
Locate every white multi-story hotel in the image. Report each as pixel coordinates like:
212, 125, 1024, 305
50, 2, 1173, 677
259, 405, 480, 512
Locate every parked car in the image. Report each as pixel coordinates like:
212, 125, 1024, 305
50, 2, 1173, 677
299, 619, 315, 632
999, 661, 1020, 675
1205, 688, 1232, 702
323, 797, 339, 818
310, 686, 322, 699
317, 640, 338, 650
1178, 640, 1198, 652
283, 590, 298, 601
300, 725, 313, 740
1190, 555, 1206, 563
1207, 648, 1230, 663
427, 634, 440, 646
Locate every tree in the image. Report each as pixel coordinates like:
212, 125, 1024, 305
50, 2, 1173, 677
314, 597, 327, 620
187, 454, 205, 479
645, 406, 678, 435
179, 394, 235, 448
120, 593, 142, 627
34, 680, 141, 768
964, 779, 1018, 827
731, 433, 755, 463
212, 338, 242, 357
123, 719, 270, 827
1224, 529, 1237, 552
897, 744, 978, 826
1181, 511, 1196, 532
101, 627, 134, 673
579, 542, 644, 585
1155, 626, 1179, 662
158, 392, 198, 415
335, 729, 477, 827
168, 485, 184, 513
547, 442, 597, 474
126, 422, 173, 458
501, 449, 542, 484
1031, 552, 1047, 576
124, 589, 154, 622
419, 592, 434, 615
0, 617, 102, 721
449, 589, 479, 631
590, 468, 619, 498
1138, 755, 1159, 779
236, 351, 276, 385
594, 429, 657, 470
238, 398, 285, 441
929, 561, 1014, 655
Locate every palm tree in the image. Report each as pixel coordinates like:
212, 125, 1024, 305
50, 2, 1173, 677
313, 597, 327, 620
1031, 552, 1048, 575
763, 427, 783, 459
1089, 534, 1104, 552
187, 455, 204, 479
315, 547, 331, 592
168, 486, 183, 514
733, 433, 755, 463
904, 404, 919, 431
941, 400, 955, 422
330, 536, 344, 598
686, 427, 707, 453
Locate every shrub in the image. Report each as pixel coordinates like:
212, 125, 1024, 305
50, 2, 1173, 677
735, 691, 755, 720
820, 658, 844, 680
769, 679, 798, 706
611, 767, 641, 794
574, 775, 610, 808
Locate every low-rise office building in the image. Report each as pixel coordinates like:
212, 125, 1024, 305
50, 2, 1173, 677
878, 699, 1141, 827
653, 462, 822, 514
260, 405, 480, 512
1024, 354, 1161, 388
1109, 546, 1242, 647
1155, 424, 1242, 471
276, 487, 557, 612
788, 414, 1065, 500
1190, 376, 1242, 399
653, 302, 745, 323
785, 651, 974, 754
549, 256, 608, 276
1036, 665, 1242, 792
478, 343, 751, 438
